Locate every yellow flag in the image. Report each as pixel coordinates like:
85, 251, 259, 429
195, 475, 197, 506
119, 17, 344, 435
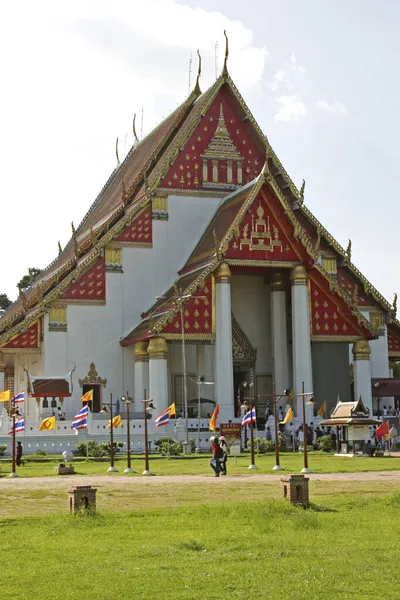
80, 389, 93, 402
317, 402, 326, 418
209, 404, 219, 433
279, 406, 293, 425
107, 414, 122, 428
39, 416, 56, 431
0, 390, 11, 402
168, 402, 176, 417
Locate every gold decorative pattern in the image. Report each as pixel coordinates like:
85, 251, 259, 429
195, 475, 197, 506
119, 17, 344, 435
49, 307, 67, 332
352, 340, 371, 361
78, 363, 107, 388
133, 341, 149, 362
290, 265, 308, 285
214, 262, 231, 283
105, 248, 123, 272
148, 336, 168, 358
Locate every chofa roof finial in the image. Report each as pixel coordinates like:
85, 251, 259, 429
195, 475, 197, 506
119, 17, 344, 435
346, 239, 352, 261
221, 30, 229, 77
193, 49, 202, 95
393, 293, 397, 317
116, 137, 120, 166
133, 114, 139, 144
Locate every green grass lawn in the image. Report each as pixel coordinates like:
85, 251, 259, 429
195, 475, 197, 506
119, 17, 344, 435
2, 492, 400, 600
1, 451, 400, 477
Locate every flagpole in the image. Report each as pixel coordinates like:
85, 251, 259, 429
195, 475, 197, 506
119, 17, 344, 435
273, 382, 282, 471
142, 389, 154, 476
248, 384, 256, 470
10, 410, 18, 477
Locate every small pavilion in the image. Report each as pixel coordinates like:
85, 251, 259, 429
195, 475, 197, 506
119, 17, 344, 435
320, 397, 381, 456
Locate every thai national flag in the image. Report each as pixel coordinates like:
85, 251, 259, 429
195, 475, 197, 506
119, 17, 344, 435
71, 404, 89, 430
241, 407, 256, 427
154, 408, 171, 428
12, 391, 25, 404
8, 418, 25, 435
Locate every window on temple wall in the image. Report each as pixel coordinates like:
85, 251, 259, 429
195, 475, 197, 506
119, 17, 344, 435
49, 307, 67, 331
83, 384, 101, 413
322, 256, 337, 276
105, 248, 123, 272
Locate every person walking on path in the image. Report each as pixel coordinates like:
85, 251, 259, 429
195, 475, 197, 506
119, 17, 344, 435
16, 441, 24, 466
218, 436, 228, 475
210, 436, 223, 477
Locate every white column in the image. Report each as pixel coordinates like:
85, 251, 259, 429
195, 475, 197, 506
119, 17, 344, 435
134, 341, 149, 402
352, 340, 373, 414
214, 263, 234, 423
291, 266, 313, 421
0, 353, 5, 392
148, 337, 168, 412
359, 311, 390, 379
271, 273, 290, 394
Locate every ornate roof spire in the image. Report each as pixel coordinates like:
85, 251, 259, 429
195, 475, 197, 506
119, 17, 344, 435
71, 222, 79, 258
116, 137, 120, 166
299, 179, 305, 205
58, 241, 62, 256
221, 30, 229, 77
193, 49, 202, 95
133, 114, 139, 145
393, 293, 397, 317
346, 239, 352, 261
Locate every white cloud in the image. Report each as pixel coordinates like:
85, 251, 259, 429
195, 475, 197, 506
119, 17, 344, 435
317, 100, 348, 115
290, 52, 306, 73
270, 70, 293, 92
0, 0, 268, 298
274, 94, 307, 123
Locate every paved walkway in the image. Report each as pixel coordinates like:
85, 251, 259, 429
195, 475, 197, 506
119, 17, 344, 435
1, 469, 400, 491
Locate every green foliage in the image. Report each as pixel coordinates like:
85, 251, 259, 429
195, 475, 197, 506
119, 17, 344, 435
0, 444, 6, 456
392, 362, 400, 377
35, 449, 47, 456
100, 442, 124, 456
76, 441, 106, 458
318, 435, 336, 453
0, 294, 11, 311
17, 267, 42, 292
250, 438, 275, 454
154, 437, 183, 456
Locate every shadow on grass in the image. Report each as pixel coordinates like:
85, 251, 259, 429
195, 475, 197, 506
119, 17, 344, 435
308, 502, 338, 513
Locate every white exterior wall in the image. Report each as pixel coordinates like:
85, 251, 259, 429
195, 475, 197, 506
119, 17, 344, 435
40, 194, 221, 421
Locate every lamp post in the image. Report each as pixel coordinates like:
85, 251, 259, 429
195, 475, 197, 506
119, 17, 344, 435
100, 393, 118, 473
188, 376, 214, 452
121, 392, 134, 473
9, 406, 21, 478
142, 389, 156, 476
242, 381, 257, 470
298, 380, 314, 474
258, 384, 291, 471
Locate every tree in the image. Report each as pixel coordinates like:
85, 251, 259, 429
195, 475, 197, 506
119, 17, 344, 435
0, 294, 12, 311
393, 362, 400, 378
17, 268, 42, 292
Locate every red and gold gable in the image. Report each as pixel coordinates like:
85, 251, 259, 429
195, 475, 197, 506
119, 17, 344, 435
116, 206, 152, 245
3, 320, 39, 349
163, 90, 263, 191
388, 326, 400, 356
226, 191, 301, 262
160, 276, 213, 338
62, 257, 106, 303
310, 272, 366, 338
336, 269, 370, 308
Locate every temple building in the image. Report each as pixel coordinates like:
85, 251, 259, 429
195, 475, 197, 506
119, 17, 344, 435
0, 42, 399, 447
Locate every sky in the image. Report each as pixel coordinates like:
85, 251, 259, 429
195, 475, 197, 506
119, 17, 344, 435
0, 0, 399, 305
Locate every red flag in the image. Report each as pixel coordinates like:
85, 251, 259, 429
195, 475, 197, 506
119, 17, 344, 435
375, 421, 389, 439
